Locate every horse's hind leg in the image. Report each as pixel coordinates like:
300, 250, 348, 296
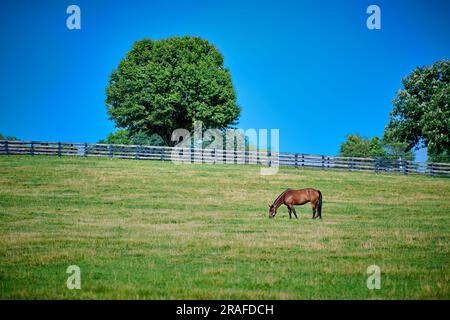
311, 202, 317, 219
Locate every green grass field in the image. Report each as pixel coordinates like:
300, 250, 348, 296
0, 155, 449, 299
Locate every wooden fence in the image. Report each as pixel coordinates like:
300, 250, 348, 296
1, 140, 449, 177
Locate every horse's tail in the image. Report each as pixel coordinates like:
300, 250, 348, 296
317, 190, 322, 218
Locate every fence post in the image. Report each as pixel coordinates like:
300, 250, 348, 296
5, 141, 9, 155
301, 154, 305, 167
295, 153, 298, 168
349, 157, 353, 171
108, 144, 113, 159
83, 143, 88, 157
58, 142, 62, 157
31, 142, 34, 156
321, 155, 325, 169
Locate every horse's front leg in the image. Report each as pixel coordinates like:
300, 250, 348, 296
291, 206, 298, 219
286, 205, 293, 219
287, 205, 292, 219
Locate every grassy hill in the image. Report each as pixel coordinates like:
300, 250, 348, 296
0, 155, 449, 299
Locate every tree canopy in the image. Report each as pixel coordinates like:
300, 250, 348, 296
105, 36, 240, 146
384, 60, 449, 162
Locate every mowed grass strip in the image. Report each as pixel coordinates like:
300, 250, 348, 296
0, 155, 449, 299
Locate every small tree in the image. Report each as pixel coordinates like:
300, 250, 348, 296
339, 134, 387, 158
339, 134, 414, 160
99, 130, 131, 144
0, 133, 19, 141
99, 129, 165, 146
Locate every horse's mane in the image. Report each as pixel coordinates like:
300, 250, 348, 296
272, 188, 291, 207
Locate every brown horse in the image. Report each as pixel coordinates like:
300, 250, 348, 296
268, 188, 322, 219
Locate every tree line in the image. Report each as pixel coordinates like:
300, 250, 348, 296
2, 37, 447, 162
101, 36, 448, 162
340, 60, 449, 162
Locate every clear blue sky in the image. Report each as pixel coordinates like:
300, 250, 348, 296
0, 0, 449, 159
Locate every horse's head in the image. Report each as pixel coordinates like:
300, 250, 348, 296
268, 204, 277, 218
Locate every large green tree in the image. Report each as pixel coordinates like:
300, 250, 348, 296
106, 36, 240, 145
384, 60, 450, 162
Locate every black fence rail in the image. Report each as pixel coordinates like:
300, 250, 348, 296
1, 140, 449, 177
